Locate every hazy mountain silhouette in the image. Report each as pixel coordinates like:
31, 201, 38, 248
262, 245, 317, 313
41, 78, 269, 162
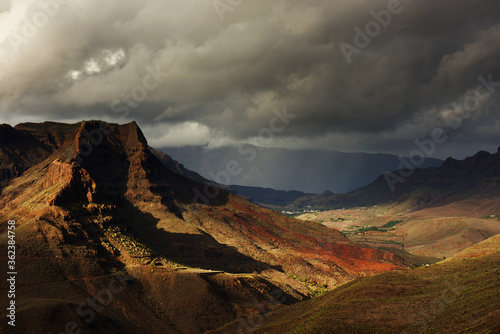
164, 145, 442, 194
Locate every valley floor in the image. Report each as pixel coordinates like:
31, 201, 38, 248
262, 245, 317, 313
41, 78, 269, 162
208, 208, 500, 334
296, 198, 500, 261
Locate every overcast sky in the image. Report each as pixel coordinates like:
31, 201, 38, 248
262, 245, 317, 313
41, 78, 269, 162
0, 0, 499, 159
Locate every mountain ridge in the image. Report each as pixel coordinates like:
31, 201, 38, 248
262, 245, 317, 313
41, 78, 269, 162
163, 145, 443, 194
290, 147, 500, 211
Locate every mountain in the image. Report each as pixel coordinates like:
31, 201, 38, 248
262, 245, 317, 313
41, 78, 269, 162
209, 234, 500, 334
147, 152, 310, 208
0, 121, 407, 334
226, 185, 313, 208
290, 148, 500, 211
0, 122, 77, 181
162, 145, 442, 194
149, 147, 210, 185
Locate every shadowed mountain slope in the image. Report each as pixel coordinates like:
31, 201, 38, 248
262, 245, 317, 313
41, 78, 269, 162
291, 148, 500, 211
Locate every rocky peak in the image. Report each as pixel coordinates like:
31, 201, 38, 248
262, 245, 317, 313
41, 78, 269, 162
43, 159, 98, 206
0, 123, 17, 141
41, 160, 97, 205
320, 190, 334, 196
470, 150, 491, 162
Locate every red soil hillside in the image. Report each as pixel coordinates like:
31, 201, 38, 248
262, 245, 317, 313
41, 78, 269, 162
0, 121, 407, 333
213, 235, 500, 334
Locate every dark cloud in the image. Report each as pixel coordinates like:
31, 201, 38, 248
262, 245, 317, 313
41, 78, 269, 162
0, 0, 499, 159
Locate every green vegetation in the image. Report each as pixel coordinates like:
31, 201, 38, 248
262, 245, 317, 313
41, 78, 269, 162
481, 214, 500, 219
287, 274, 329, 297
349, 220, 404, 234
355, 226, 382, 233
105, 226, 186, 269
381, 220, 403, 228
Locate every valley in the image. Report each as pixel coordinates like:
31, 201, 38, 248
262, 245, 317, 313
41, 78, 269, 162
213, 234, 500, 334
2, 1, 499, 332
0, 120, 499, 333
0, 121, 409, 334
297, 201, 500, 264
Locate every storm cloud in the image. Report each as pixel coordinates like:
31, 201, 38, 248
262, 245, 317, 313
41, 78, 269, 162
0, 0, 499, 158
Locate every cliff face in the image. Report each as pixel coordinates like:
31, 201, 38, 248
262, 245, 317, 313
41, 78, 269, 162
0, 120, 408, 334
42, 160, 98, 205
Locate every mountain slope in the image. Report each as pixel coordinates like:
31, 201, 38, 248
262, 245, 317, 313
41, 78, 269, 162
163, 145, 442, 194
291, 148, 500, 211
0, 121, 407, 334
0, 122, 77, 182
210, 234, 500, 334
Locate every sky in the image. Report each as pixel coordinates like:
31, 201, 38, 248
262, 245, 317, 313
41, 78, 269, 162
0, 0, 499, 159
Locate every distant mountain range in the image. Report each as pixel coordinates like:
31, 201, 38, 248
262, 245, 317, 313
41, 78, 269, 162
226, 185, 313, 208
163, 145, 443, 194
290, 148, 500, 211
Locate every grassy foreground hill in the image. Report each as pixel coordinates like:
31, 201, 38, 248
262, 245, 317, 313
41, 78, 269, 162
210, 234, 500, 334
